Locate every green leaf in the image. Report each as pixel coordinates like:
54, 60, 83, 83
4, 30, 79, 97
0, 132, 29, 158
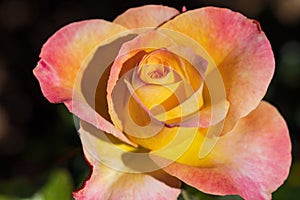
215, 195, 242, 200
0, 195, 19, 200
40, 168, 74, 200
273, 160, 300, 200
179, 183, 243, 200
179, 184, 214, 200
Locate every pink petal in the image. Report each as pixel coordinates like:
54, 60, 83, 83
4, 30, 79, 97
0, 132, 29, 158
73, 162, 181, 200
33, 20, 127, 103
113, 5, 179, 29
158, 102, 291, 200
33, 20, 138, 144
162, 7, 275, 133
74, 121, 181, 200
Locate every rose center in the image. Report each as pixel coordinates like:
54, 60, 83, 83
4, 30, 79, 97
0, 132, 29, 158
147, 65, 169, 79
137, 49, 183, 85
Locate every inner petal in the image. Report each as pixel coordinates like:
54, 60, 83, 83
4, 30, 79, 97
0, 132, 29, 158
140, 64, 175, 85
137, 49, 186, 85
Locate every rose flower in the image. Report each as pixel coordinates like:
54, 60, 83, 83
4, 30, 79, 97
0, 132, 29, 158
33, 5, 291, 200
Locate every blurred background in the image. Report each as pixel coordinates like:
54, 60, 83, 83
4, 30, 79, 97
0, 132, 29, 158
0, 0, 299, 199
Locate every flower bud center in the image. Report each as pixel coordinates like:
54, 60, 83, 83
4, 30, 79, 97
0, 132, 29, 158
138, 49, 182, 85
147, 65, 169, 79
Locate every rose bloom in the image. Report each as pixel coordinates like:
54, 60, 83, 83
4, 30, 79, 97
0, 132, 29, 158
33, 5, 291, 200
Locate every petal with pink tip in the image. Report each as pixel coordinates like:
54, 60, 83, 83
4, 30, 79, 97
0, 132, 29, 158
33, 20, 127, 103
73, 162, 181, 200
33, 20, 140, 144
113, 5, 179, 29
162, 7, 275, 132
74, 121, 181, 200
158, 102, 291, 200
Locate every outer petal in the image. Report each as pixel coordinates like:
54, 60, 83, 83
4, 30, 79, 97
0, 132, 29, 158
33, 19, 127, 103
73, 161, 181, 200
33, 20, 140, 144
158, 102, 291, 200
113, 5, 179, 29
162, 7, 275, 132
74, 121, 181, 200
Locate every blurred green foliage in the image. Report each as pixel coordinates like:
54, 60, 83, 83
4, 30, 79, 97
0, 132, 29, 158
0, 169, 73, 200
41, 169, 73, 200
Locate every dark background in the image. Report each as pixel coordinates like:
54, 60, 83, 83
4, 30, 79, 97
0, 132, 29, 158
0, 0, 299, 199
